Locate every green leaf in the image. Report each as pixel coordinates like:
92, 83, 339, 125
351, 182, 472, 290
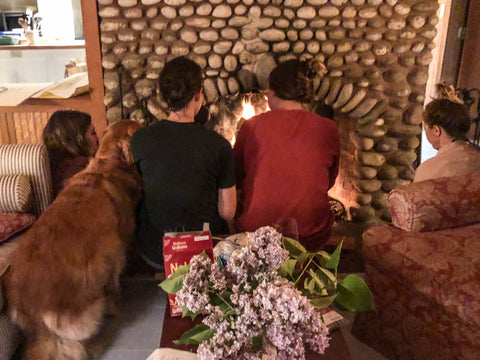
210, 291, 232, 305
223, 308, 237, 316
173, 324, 215, 345
304, 276, 316, 294
216, 256, 224, 271
252, 334, 263, 351
317, 267, 337, 284
282, 236, 309, 262
181, 306, 203, 320
316, 250, 331, 258
308, 268, 326, 290
315, 250, 331, 261
158, 264, 190, 294
308, 293, 337, 309
209, 291, 235, 315
335, 274, 374, 312
278, 259, 297, 278
324, 240, 343, 269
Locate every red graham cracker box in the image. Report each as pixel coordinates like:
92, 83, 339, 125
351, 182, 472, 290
163, 230, 214, 317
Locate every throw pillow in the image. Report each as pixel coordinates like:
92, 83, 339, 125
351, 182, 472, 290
0, 174, 33, 213
0, 212, 36, 244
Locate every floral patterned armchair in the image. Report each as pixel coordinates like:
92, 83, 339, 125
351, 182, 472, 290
352, 171, 480, 360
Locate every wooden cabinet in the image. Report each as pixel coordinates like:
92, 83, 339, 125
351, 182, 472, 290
0, 0, 106, 145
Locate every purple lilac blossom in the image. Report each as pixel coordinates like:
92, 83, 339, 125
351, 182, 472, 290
176, 226, 330, 360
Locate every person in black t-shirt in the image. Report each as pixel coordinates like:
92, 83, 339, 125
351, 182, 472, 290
131, 56, 237, 269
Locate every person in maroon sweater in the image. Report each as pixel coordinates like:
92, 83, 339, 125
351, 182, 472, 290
43, 110, 99, 197
234, 59, 340, 251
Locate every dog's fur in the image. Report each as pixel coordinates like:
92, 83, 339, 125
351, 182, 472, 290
6, 120, 143, 360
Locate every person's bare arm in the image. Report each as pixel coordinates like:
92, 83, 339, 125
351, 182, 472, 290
328, 155, 339, 190
218, 185, 237, 221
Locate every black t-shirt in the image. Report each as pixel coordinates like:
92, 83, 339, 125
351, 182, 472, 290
131, 120, 235, 265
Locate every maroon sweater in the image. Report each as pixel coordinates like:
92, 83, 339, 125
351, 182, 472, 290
233, 109, 340, 250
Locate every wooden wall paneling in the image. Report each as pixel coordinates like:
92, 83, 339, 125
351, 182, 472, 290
0, 113, 17, 144
11, 112, 49, 144
0, 112, 50, 144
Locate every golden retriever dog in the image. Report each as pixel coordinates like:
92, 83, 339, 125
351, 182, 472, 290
6, 120, 143, 360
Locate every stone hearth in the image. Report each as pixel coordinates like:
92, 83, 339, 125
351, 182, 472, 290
97, 0, 439, 224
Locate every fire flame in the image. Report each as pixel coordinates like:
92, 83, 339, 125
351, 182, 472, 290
230, 95, 270, 146
241, 98, 256, 120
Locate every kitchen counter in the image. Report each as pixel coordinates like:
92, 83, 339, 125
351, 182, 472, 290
0, 82, 52, 106
0, 46, 86, 83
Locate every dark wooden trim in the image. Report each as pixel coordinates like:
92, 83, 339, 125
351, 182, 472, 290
80, 0, 107, 135
457, 0, 480, 88
441, 0, 469, 86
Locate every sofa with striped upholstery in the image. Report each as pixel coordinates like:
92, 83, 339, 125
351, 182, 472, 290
0, 144, 53, 359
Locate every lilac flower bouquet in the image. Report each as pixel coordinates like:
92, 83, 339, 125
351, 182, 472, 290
160, 226, 330, 360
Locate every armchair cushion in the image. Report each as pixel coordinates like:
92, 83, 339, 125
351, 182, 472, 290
363, 223, 480, 332
0, 212, 35, 244
0, 174, 33, 213
388, 171, 480, 232
0, 144, 52, 216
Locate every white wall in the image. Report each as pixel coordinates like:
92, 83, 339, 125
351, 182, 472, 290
421, 0, 451, 163
0, 48, 86, 83
420, 130, 437, 163
36, 0, 75, 42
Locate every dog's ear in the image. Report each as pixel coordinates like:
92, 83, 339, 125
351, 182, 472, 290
115, 121, 142, 166
95, 121, 141, 166
118, 135, 134, 166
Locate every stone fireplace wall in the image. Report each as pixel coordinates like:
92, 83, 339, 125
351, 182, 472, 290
97, 0, 439, 224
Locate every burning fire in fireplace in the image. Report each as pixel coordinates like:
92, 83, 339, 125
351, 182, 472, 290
241, 97, 257, 120
212, 93, 270, 146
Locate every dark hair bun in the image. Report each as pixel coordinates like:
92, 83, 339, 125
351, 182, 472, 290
269, 59, 325, 103
159, 56, 203, 112
165, 79, 190, 107
169, 80, 187, 99
306, 58, 327, 79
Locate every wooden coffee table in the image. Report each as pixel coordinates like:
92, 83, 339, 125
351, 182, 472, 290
159, 307, 352, 359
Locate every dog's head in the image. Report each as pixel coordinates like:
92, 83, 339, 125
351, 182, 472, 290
95, 120, 142, 167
